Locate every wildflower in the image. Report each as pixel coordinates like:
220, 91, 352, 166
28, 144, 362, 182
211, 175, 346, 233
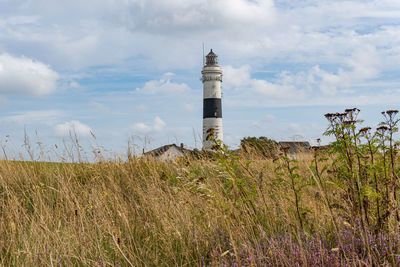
343, 120, 356, 125
324, 113, 339, 122
377, 125, 389, 133
337, 112, 348, 121
345, 108, 360, 113
359, 127, 371, 134
386, 109, 399, 115
324, 113, 334, 119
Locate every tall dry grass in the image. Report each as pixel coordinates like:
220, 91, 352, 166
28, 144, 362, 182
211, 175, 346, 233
0, 148, 327, 265
0, 139, 399, 266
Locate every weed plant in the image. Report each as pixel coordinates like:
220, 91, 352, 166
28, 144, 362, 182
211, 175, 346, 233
0, 109, 400, 266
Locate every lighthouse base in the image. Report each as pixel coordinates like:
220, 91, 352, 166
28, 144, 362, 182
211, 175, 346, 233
202, 118, 223, 149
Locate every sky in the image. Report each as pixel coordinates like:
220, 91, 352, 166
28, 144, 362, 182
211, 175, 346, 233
1, 0, 400, 160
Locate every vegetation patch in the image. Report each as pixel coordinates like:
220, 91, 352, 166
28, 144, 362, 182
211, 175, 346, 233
1, 108, 400, 266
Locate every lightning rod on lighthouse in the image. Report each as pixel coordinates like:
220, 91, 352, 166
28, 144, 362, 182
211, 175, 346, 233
202, 49, 223, 149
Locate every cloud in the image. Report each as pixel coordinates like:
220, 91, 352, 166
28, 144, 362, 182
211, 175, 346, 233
120, 0, 276, 35
131, 122, 151, 134
251, 79, 303, 99
307, 45, 380, 95
69, 81, 81, 89
183, 103, 195, 112
223, 64, 306, 102
287, 123, 303, 135
252, 121, 261, 129
251, 114, 276, 129
263, 114, 276, 123
135, 104, 148, 112
224, 45, 385, 107
136, 78, 191, 95
90, 101, 111, 113
153, 116, 166, 131
54, 120, 93, 137
1, 0, 399, 73
2, 0, 400, 152
1, 110, 62, 125
131, 116, 166, 135
0, 53, 59, 96
223, 65, 251, 88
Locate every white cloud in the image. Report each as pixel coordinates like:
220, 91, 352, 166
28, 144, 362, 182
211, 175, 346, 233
131, 116, 166, 135
2, 110, 62, 125
252, 121, 261, 129
54, 120, 92, 137
153, 116, 166, 132
223, 65, 251, 88
224, 45, 384, 107
1, 0, 399, 73
307, 45, 380, 95
131, 122, 151, 134
135, 104, 148, 112
183, 103, 194, 112
2, 0, 400, 152
223, 64, 306, 102
251, 114, 276, 129
69, 81, 81, 89
252, 79, 303, 99
0, 53, 59, 96
287, 123, 302, 135
136, 78, 191, 95
263, 114, 276, 123
120, 0, 276, 35
90, 101, 111, 113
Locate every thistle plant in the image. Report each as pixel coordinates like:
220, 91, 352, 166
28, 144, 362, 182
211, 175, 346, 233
275, 145, 309, 231
376, 125, 391, 225
324, 110, 365, 226
323, 108, 400, 233
380, 110, 400, 223
359, 126, 382, 229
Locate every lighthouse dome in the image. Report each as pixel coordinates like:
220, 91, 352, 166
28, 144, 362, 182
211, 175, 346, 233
205, 49, 218, 66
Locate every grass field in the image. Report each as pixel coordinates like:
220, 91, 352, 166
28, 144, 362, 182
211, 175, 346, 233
1, 109, 400, 266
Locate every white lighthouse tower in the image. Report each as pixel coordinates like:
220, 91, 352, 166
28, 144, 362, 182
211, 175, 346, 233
202, 49, 223, 149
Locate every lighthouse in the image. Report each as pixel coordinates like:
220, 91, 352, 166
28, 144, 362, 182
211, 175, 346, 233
202, 49, 223, 149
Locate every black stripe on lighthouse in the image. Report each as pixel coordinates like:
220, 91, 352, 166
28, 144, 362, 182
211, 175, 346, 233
203, 98, 222, 118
